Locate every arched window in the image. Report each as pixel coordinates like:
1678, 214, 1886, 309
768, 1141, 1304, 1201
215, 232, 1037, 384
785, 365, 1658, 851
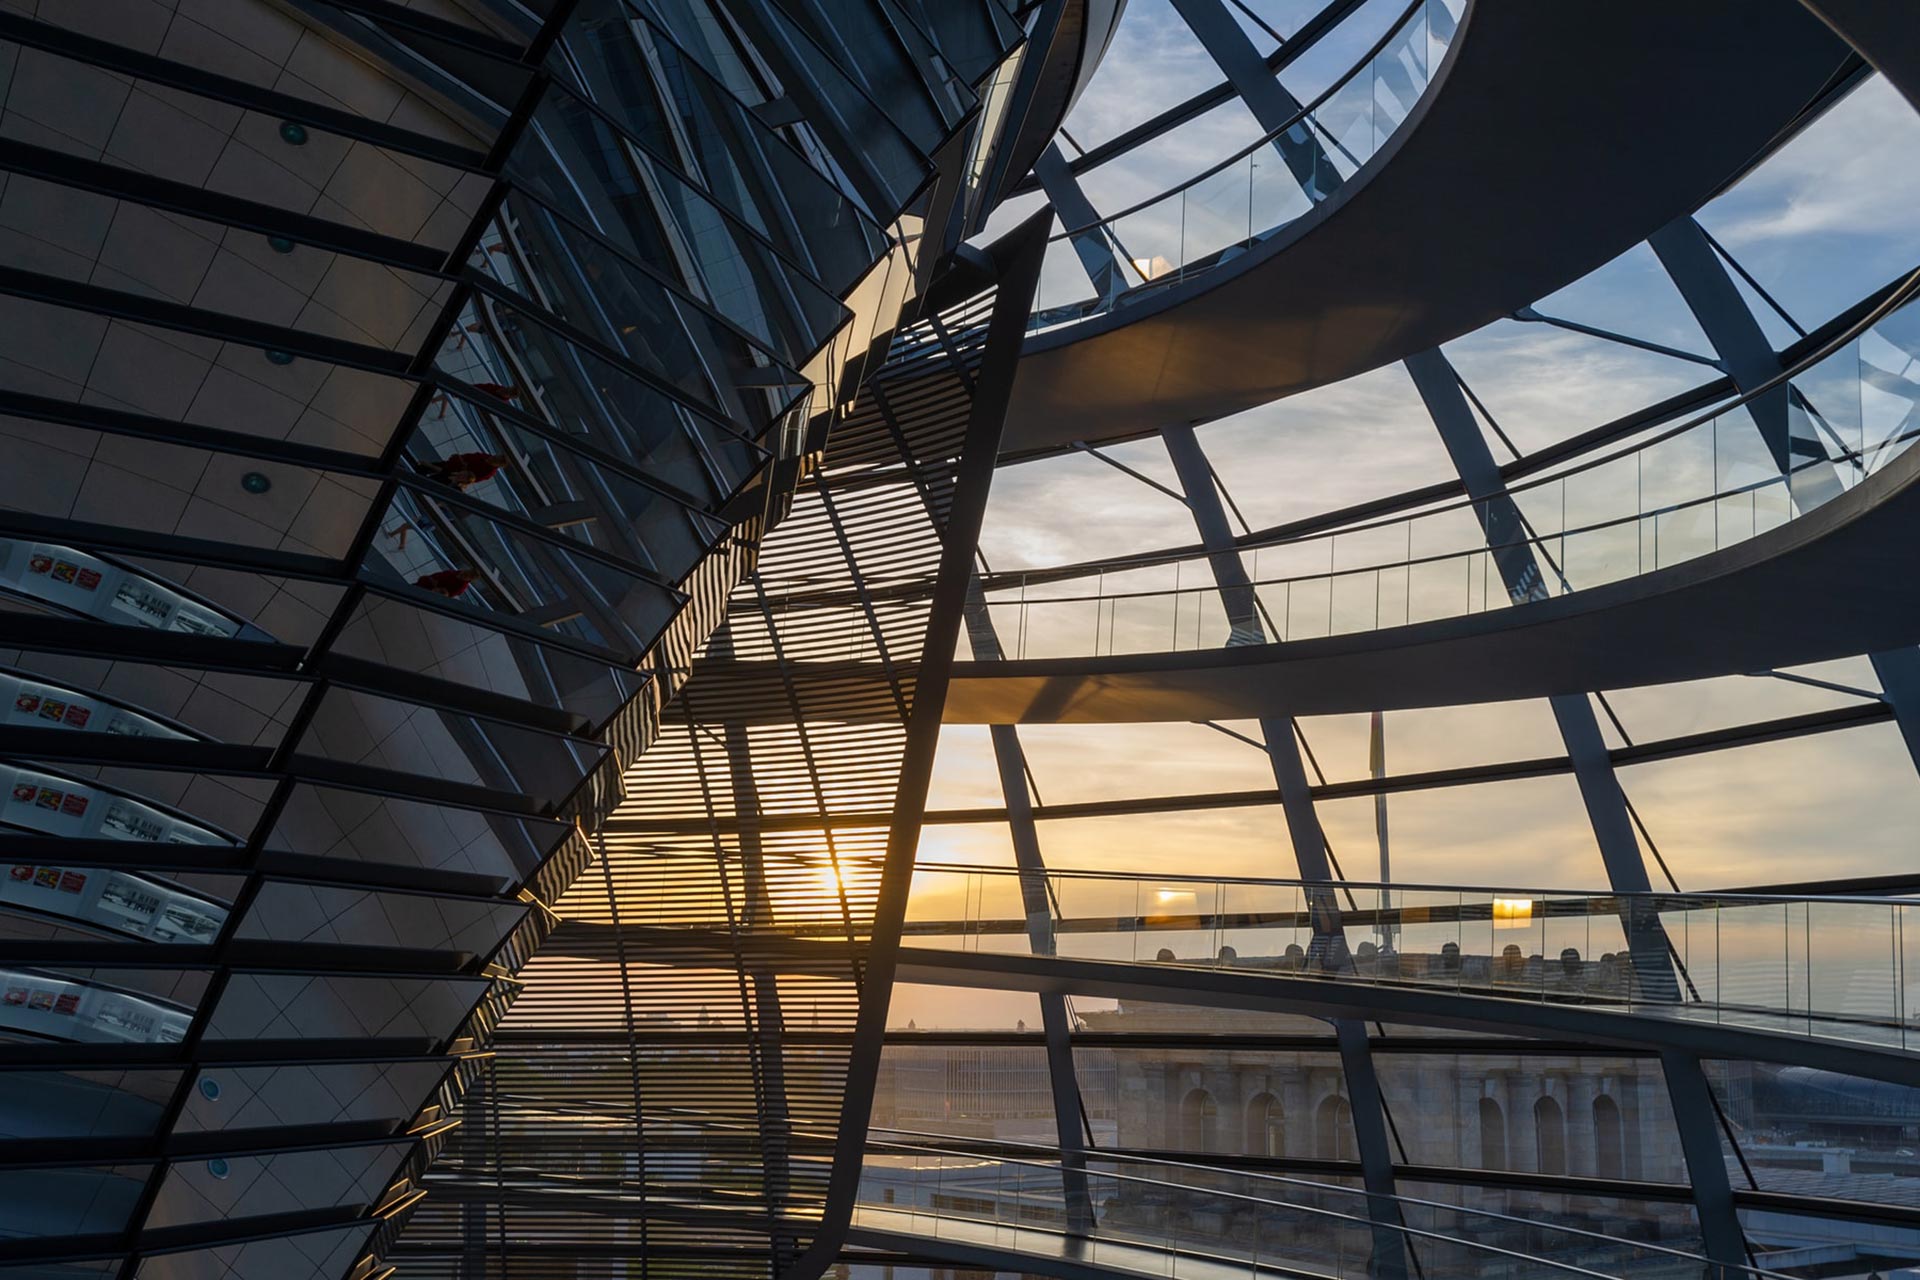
1593, 1095, 1623, 1180
1477, 1097, 1507, 1171
1534, 1095, 1567, 1175
1244, 1092, 1285, 1156
1315, 1095, 1355, 1161
1179, 1088, 1217, 1152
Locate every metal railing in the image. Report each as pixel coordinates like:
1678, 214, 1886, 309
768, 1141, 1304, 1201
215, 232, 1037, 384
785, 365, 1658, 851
1030, 0, 1460, 328
858, 1127, 1781, 1280
906, 862, 1920, 1052
443, 1102, 1775, 1280
977, 272, 1920, 658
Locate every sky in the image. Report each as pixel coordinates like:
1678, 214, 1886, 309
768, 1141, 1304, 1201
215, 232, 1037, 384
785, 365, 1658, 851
887, 3, 1920, 1030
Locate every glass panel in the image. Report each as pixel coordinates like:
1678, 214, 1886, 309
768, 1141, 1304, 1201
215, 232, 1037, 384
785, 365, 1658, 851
362, 485, 681, 663
511, 88, 848, 360
404, 391, 724, 579
0, 762, 238, 846
0, 541, 267, 641
264, 784, 570, 887
0, 969, 197, 1043
1707, 1060, 1920, 1210
0, 48, 482, 250
0, 1069, 176, 1139
202, 973, 488, 1043
144, 1143, 414, 1228
299, 686, 605, 807
328, 591, 644, 721
0, 1167, 146, 1238
1, 863, 234, 942
563, 0, 887, 293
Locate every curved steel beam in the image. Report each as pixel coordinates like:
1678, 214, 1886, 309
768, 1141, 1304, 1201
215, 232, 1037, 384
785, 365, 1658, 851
937, 424, 1920, 722
892, 947, 1920, 1089
997, 0, 1851, 458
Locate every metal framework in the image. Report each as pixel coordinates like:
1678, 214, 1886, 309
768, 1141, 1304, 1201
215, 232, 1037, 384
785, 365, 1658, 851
0, 4, 1036, 1280
9, 2, 1920, 1279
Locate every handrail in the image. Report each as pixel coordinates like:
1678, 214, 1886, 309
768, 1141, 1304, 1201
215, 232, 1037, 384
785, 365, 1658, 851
750, 267, 1920, 606
465, 1100, 1784, 1277
970, 458, 1854, 608
859, 1129, 1785, 1280
974, 263, 1920, 591
867, 1125, 1791, 1279
482, 1100, 1778, 1279
1044, 0, 1431, 245
565, 845, 1919, 912
908, 860, 1920, 910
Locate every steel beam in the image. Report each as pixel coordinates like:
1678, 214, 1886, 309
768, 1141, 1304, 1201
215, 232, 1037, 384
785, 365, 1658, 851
965, 583, 1095, 1231
1404, 345, 1746, 1267
1404, 350, 1671, 930
1798, 1, 1920, 118
783, 210, 1053, 1280
1166, 0, 1339, 199
1648, 219, 1798, 471
1161, 422, 1406, 1280
1658, 1049, 1750, 1267
1651, 214, 1920, 774
1013, 0, 1369, 190
1034, 143, 1129, 305
892, 945, 1920, 1089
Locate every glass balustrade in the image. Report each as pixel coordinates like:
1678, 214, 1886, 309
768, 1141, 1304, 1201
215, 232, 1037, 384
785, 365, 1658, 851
1030, 0, 1463, 330
429, 1106, 1775, 1278
855, 1131, 1779, 1280
973, 283, 1920, 658
904, 863, 1920, 1053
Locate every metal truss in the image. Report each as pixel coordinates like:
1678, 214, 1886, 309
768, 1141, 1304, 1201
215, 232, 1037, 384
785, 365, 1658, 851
0, 3, 1032, 1280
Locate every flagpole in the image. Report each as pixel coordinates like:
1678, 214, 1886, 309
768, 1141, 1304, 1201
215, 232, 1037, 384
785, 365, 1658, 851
1370, 710, 1393, 950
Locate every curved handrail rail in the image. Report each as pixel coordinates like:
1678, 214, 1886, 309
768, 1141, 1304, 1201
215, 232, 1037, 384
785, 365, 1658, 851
489, 1101, 1775, 1279
970, 455, 1873, 612
1042, 0, 1432, 246
750, 267, 1920, 612
1020, 0, 1373, 195
981, 264, 1920, 594
866, 1126, 1789, 1279
857, 1129, 1780, 1280
1027, 0, 1453, 329
904, 859, 1920, 910
899, 862, 1920, 1049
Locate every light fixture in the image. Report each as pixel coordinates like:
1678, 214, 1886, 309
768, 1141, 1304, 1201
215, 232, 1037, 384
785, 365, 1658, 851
278, 120, 309, 146
1148, 888, 1198, 923
241, 471, 273, 495
1492, 897, 1534, 926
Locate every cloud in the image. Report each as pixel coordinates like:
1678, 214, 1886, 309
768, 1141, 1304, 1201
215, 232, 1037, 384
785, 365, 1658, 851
1708, 77, 1920, 245
921, 28, 1920, 934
